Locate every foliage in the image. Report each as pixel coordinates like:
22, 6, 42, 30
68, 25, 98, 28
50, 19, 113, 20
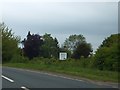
1, 23, 20, 62
72, 42, 93, 59
2, 22, 119, 73
10, 55, 29, 63
63, 34, 86, 53
22, 33, 60, 59
41, 33, 60, 58
63, 34, 92, 59
94, 34, 119, 71
22, 31, 43, 59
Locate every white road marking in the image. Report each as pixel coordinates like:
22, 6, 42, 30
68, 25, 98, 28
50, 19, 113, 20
1, 75, 14, 83
21, 86, 29, 90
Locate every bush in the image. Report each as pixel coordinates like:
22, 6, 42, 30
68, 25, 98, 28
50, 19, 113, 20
94, 34, 119, 71
10, 55, 29, 63
31, 57, 58, 65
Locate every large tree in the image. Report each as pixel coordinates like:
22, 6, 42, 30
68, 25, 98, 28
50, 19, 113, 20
41, 33, 59, 58
63, 34, 92, 59
1, 23, 20, 62
22, 31, 43, 59
63, 34, 86, 53
94, 34, 120, 71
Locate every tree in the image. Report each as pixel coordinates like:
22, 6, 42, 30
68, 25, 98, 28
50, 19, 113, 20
63, 34, 86, 53
22, 31, 43, 59
41, 33, 59, 58
94, 34, 120, 71
72, 42, 92, 59
1, 23, 20, 62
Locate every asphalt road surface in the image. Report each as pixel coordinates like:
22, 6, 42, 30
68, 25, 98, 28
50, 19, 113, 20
2, 67, 119, 89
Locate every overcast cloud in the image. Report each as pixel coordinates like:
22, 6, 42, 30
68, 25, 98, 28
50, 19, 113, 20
2, 0, 118, 52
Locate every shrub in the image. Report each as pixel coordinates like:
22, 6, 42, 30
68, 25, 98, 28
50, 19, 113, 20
94, 34, 119, 71
10, 55, 29, 63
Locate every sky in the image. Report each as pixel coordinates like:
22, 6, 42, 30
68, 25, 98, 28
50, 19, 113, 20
1, 0, 118, 52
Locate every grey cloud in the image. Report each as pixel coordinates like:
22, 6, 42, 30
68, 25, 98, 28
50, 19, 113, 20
2, 2, 118, 52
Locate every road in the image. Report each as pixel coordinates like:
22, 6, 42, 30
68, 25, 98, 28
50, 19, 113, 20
2, 67, 119, 89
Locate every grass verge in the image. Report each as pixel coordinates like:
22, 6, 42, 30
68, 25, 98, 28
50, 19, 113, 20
3, 62, 119, 83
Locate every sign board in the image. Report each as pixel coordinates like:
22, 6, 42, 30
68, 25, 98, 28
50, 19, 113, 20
59, 52, 67, 60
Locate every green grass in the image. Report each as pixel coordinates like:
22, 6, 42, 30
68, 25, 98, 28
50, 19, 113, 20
3, 60, 119, 83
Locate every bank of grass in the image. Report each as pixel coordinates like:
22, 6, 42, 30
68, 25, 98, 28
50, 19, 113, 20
3, 57, 119, 83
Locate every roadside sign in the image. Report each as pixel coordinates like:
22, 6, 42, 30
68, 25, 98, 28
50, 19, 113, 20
59, 52, 67, 60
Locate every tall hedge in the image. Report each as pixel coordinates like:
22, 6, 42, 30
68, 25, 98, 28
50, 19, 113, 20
94, 34, 120, 71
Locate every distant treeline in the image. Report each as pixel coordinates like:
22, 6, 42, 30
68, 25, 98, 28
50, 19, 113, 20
1, 22, 119, 71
